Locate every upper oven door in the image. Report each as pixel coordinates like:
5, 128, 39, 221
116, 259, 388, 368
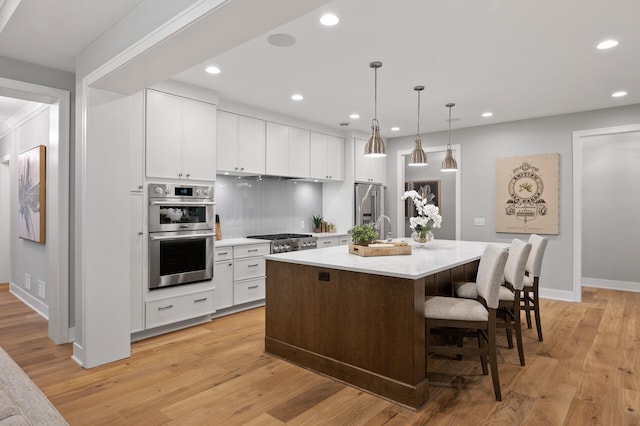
149, 200, 215, 232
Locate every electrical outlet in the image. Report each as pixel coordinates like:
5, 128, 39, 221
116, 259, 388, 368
301, 220, 305, 229
473, 218, 486, 226
38, 280, 45, 299
24, 274, 30, 290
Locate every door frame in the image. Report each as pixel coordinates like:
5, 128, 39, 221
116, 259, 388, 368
0, 77, 70, 343
0, 155, 10, 284
396, 144, 461, 239
572, 124, 640, 303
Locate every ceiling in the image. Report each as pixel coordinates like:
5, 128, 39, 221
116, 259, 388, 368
1, 0, 639, 138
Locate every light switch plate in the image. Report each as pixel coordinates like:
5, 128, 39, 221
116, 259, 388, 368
24, 274, 30, 290
474, 218, 486, 226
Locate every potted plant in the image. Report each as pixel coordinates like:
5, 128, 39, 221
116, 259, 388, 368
312, 214, 323, 233
348, 224, 379, 245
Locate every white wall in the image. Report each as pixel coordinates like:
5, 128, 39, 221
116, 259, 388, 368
582, 130, 640, 284
2, 107, 50, 313
386, 103, 640, 297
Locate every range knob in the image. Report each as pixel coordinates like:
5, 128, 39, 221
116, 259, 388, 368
273, 245, 280, 253
202, 188, 208, 196
196, 189, 202, 196
284, 244, 291, 251
155, 186, 164, 195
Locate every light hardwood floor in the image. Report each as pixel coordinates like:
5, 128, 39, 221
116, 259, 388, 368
1, 284, 639, 425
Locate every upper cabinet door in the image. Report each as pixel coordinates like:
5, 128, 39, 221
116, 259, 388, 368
129, 91, 145, 192
146, 90, 182, 179
326, 135, 344, 181
354, 137, 386, 184
236, 115, 265, 175
265, 122, 289, 176
288, 127, 310, 178
216, 110, 238, 172
182, 99, 216, 181
310, 132, 344, 181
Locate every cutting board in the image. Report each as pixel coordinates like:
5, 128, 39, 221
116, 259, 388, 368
215, 214, 221, 240
349, 240, 411, 257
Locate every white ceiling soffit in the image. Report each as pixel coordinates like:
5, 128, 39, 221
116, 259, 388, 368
0, 0, 145, 72
0, 95, 40, 136
91, 0, 332, 95
0, 0, 20, 34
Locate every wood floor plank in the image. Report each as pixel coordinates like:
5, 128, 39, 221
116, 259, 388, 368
3, 284, 640, 425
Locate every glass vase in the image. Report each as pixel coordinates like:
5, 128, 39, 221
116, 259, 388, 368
411, 229, 434, 247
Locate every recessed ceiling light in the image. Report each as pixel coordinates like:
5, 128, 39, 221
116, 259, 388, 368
391, 127, 400, 132
320, 14, 339, 26
482, 112, 493, 117
611, 91, 628, 98
291, 94, 304, 101
597, 39, 619, 50
267, 33, 296, 47
205, 66, 221, 74
349, 113, 360, 119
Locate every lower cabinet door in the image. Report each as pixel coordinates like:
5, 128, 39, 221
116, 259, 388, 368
146, 290, 215, 329
214, 261, 234, 310
233, 278, 265, 305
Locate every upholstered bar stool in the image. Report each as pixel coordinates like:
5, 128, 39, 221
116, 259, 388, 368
453, 239, 531, 366
424, 245, 508, 401
522, 234, 548, 341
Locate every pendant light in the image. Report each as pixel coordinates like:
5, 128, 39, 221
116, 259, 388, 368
408, 85, 427, 166
364, 61, 386, 157
441, 102, 458, 172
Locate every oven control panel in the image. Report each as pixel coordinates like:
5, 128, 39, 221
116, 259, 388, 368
149, 183, 213, 200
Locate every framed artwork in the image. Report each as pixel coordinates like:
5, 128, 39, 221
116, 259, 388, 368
18, 145, 46, 244
495, 153, 559, 235
405, 179, 441, 217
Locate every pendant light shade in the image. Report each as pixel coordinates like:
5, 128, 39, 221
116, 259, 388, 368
364, 61, 386, 157
441, 103, 458, 172
408, 85, 427, 166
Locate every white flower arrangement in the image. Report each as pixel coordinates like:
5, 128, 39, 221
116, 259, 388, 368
402, 190, 442, 238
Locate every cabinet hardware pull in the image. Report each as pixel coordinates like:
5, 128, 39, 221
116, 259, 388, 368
323, 241, 331, 244
248, 285, 259, 289
218, 251, 228, 255
248, 264, 259, 267
179, 173, 183, 177
248, 249, 258, 252
158, 305, 173, 310
138, 185, 143, 189
194, 297, 208, 303
186, 174, 190, 178
228, 263, 233, 266
138, 232, 144, 235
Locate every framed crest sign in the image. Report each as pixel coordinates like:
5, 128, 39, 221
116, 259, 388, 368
495, 153, 559, 235
18, 145, 46, 244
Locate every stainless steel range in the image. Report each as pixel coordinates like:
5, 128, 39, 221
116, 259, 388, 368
247, 233, 318, 253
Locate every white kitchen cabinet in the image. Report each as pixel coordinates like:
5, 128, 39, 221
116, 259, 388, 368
234, 278, 265, 305
146, 89, 217, 181
316, 234, 351, 248
130, 193, 145, 333
145, 289, 215, 329
213, 257, 233, 311
129, 91, 145, 192
354, 137, 386, 184
309, 132, 344, 181
217, 111, 266, 175
266, 122, 311, 178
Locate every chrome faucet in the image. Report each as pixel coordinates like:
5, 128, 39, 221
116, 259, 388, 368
375, 215, 392, 242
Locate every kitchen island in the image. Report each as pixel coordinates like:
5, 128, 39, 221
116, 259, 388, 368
264, 239, 508, 409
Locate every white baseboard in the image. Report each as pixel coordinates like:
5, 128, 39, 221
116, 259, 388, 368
72, 342, 84, 367
539, 287, 578, 302
9, 282, 49, 319
582, 277, 640, 293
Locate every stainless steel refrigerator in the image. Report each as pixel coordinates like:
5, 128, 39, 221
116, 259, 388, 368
354, 183, 388, 239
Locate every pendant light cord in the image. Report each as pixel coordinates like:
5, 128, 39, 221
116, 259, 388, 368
416, 90, 421, 138
447, 104, 452, 148
373, 66, 378, 123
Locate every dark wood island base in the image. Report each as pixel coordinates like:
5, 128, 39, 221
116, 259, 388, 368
264, 258, 479, 409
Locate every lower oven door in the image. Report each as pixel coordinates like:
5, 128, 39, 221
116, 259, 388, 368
149, 230, 214, 289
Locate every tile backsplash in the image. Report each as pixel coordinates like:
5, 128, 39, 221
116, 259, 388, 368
215, 175, 322, 238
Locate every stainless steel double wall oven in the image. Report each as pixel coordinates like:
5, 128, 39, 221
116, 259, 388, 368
148, 183, 215, 289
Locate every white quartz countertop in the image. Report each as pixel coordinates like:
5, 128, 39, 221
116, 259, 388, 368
311, 232, 349, 238
265, 239, 510, 279
215, 238, 270, 247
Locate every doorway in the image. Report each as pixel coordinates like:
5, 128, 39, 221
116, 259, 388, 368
0, 157, 9, 283
572, 124, 640, 302
396, 144, 461, 239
